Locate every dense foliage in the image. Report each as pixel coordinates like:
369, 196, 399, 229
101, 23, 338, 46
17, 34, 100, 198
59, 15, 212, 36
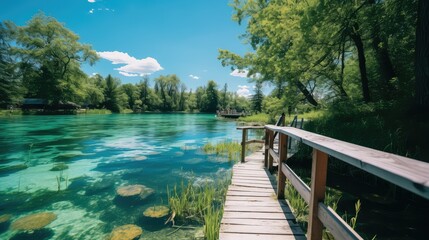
219, 0, 428, 113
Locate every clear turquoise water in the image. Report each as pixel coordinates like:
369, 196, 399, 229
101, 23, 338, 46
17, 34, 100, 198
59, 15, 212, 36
0, 114, 248, 239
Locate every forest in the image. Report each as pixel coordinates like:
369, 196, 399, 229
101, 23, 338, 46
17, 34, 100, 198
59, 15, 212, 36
0, 13, 255, 114
219, 0, 429, 161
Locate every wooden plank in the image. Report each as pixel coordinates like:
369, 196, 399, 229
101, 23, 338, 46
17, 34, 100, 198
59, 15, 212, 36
232, 175, 271, 180
232, 179, 273, 185
222, 211, 296, 220
281, 163, 311, 204
237, 126, 265, 130
227, 186, 275, 193
225, 196, 277, 201
266, 125, 429, 200
220, 233, 306, 240
277, 133, 288, 199
223, 205, 292, 213
221, 224, 301, 235
225, 200, 286, 207
221, 218, 295, 226
307, 149, 328, 239
221, 145, 304, 239
230, 183, 274, 189
227, 191, 274, 197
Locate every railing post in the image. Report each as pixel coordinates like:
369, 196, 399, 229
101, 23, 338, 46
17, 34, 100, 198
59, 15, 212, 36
277, 132, 288, 199
267, 130, 274, 170
308, 149, 329, 240
264, 128, 269, 167
241, 128, 248, 163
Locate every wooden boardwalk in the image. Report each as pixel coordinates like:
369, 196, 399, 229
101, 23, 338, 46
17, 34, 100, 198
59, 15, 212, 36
220, 150, 305, 240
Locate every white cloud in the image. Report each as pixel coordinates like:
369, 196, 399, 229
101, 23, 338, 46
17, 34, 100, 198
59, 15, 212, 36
237, 85, 253, 98
189, 74, 199, 80
89, 9, 94, 14
230, 69, 249, 78
119, 71, 139, 77
88, 0, 96, 3
97, 51, 163, 77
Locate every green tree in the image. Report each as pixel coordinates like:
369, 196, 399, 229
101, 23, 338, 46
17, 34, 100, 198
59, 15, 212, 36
195, 86, 206, 111
154, 74, 180, 111
5, 13, 97, 103
103, 74, 121, 112
203, 80, 219, 112
120, 83, 138, 110
251, 81, 264, 113
83, 74, 105, 108
0, 23, 24, 107
415, 0, 429, 111
220, 83, 228, 109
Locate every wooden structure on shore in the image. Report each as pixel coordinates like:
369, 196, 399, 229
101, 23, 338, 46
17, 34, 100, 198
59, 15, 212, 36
220, 119, 429, 240
217, 110, 246, 118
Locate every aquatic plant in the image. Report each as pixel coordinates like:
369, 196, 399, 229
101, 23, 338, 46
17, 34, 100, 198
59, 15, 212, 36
204, 205, 222, 240
55, 170, 68, 192
202, 141, 261, 162
166, 178, 230, 239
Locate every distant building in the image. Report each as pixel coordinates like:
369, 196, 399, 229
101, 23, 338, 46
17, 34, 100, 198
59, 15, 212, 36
22, 98, 48, 110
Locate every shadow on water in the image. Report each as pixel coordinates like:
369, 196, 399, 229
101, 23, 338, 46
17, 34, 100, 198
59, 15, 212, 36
10, 228, 54, 240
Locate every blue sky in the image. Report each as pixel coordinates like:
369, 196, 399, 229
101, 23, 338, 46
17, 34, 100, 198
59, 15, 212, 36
0, 0, 265, 97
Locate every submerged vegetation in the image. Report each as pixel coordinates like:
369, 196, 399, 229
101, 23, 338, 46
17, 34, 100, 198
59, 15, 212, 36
166, 179, 230, 239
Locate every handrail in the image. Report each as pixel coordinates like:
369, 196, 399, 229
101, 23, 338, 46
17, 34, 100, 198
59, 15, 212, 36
236, 125, 265, 163
264, 125, 429, 240
237, 113, 285, 163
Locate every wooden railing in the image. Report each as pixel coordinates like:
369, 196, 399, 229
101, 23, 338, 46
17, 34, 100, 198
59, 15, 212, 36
237, 113, 285, 163
262, 125, 429, 240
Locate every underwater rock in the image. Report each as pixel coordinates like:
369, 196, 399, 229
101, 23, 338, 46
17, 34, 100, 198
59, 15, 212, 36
11, 212, 57, 231
175, 151, 184, 156
0, 214, 12, 223
50, 162, 69, 171
143, 205, 169, 218
116, 184, 154, 200
54, 151, 83, 162
109, 224, 142, 240
132, 156, 147, 161
85, 179, 115, 195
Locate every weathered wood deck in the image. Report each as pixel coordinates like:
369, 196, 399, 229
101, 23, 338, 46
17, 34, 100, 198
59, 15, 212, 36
220, 150, 305, 240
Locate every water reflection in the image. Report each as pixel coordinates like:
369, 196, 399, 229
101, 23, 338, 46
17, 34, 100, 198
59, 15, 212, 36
0, 114, 239, 239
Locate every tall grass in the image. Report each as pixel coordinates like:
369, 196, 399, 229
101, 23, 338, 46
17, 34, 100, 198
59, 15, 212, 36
202, 141, 262, 163
284, 177, 361, 238
238, 113, 271, 124
166, 178, 230, 239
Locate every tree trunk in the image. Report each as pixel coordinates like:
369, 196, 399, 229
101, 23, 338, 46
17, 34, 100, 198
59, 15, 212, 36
294, 79, 318, 107
368, 0, 396, 93
415, 0, 429, 112
350, 24, 371, 103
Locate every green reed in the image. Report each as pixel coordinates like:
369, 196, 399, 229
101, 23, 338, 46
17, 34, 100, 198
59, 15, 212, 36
167, 178, 230, 239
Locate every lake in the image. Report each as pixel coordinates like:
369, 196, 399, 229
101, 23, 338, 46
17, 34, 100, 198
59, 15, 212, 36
0, 113, 248, 239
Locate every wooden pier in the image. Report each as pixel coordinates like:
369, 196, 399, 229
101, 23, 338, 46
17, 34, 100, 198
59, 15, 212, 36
219, 122, 429, 240
220, 150, 305, 239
